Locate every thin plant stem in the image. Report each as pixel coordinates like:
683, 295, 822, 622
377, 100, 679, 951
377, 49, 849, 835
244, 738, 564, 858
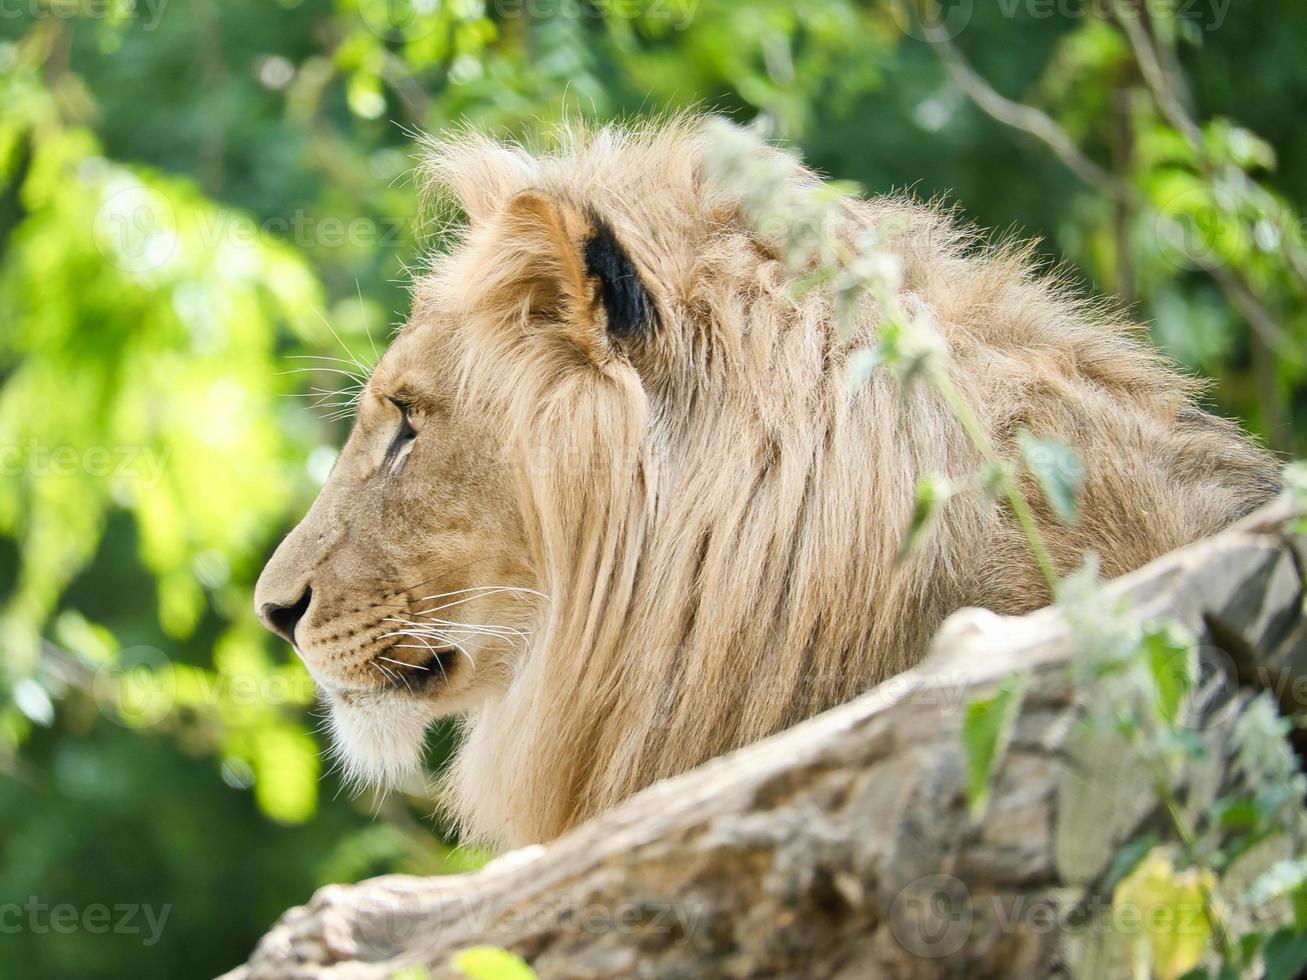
930, 368, 1061, 595
1152, 770, 1238, 962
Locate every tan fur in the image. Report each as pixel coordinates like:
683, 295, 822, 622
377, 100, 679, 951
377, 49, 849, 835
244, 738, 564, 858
255, 116, 1279, 848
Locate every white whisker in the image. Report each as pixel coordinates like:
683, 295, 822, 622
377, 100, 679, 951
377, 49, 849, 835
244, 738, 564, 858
411, 584, 551, 606
406, 633, 451, 681
357, 280, 380, 364
312, 306, 375, 377
378, 655, 426, 672
393, 640, 475, 671
411, 616, 529, 637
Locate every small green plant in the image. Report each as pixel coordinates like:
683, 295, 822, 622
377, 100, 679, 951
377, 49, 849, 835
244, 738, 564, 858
961, 674, 1026, 820
451, 946, 538, 980
1286, 462, 1307, 534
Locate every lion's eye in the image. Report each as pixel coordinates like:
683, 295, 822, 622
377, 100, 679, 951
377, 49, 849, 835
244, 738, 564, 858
385, 397, 418, 461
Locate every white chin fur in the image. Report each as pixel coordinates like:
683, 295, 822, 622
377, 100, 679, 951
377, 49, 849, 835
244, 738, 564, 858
326, 691, 435, 790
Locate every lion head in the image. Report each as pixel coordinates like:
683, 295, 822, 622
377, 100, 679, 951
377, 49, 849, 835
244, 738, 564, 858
255, 117, 1277, 847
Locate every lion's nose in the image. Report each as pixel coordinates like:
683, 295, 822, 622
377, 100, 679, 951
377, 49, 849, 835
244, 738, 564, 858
259, 587, 313, 646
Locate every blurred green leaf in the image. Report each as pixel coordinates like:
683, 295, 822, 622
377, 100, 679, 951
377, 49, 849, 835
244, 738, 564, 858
899, 474, 951, 560
1017, 429, 1084, 525
452, 947, 537, 980
1112, 849, 1215, 980
961, 675, 1025, 820
1143, 624, 1194, 728
1263, 929, 1307, 980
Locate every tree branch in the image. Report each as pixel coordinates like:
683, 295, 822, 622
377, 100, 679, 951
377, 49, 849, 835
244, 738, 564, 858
915, 0, 1300, 447
914, 8, 1125, 199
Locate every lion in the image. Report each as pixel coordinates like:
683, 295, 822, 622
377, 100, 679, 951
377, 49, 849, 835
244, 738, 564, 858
254, 117, 1279, 848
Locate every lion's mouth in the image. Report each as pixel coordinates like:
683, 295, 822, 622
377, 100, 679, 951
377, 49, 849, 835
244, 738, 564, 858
375, 647, 459, 693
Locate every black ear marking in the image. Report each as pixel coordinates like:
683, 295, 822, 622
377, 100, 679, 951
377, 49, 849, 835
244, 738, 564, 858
582, 216, 655, 336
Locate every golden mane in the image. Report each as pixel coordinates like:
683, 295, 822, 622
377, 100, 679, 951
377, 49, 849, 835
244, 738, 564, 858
391, 117, 1278, 846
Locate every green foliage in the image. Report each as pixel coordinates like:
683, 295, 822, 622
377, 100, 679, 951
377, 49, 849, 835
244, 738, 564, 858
451, 946, 538, 980
1143, 623, 1193, 729
1062, 599, 1306, 976
961, 674, 1025, 820
0, 0, 1304, 976
1017, 429, 1085, 525
900, 474, 952, 559
1262, 931, 1307, 980
1113, 848, 1215, 980
1286, 461, 1307, 534
708, 63, 1305, 980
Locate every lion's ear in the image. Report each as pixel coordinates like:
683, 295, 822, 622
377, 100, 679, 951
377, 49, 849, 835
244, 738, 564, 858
581, 216, 655, 337
469, 190, 655, 355
488, 191, 592, 325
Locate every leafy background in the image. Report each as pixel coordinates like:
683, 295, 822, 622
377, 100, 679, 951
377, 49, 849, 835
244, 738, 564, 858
0, 0, 1303, 977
